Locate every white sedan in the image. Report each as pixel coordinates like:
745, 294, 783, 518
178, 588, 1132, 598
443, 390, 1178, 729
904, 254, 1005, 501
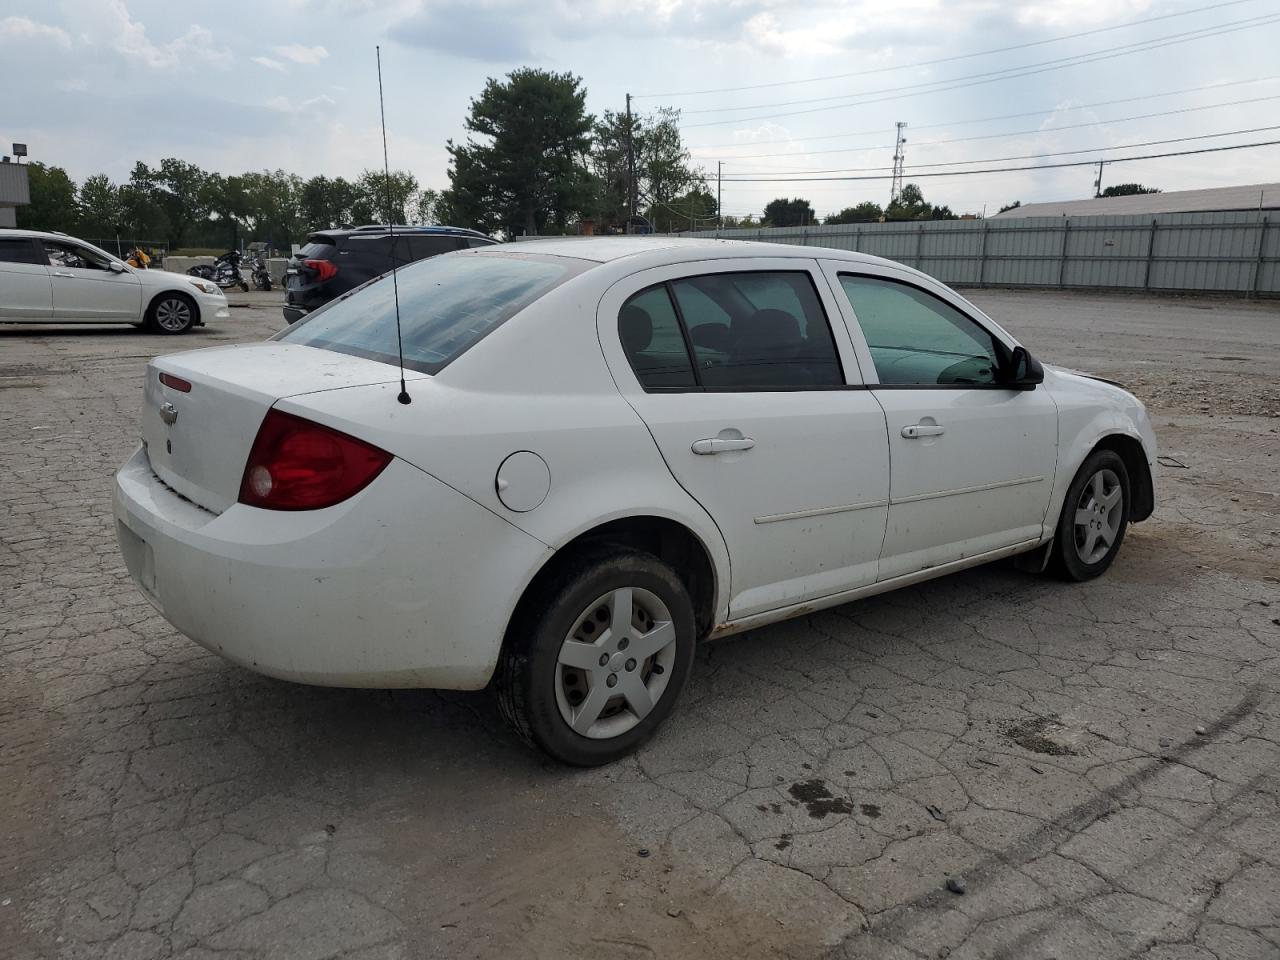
113, 238, 1156, 765
0, 229, 229, 333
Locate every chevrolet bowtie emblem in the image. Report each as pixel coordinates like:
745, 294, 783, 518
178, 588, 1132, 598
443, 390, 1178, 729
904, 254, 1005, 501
159, 402, 178, 425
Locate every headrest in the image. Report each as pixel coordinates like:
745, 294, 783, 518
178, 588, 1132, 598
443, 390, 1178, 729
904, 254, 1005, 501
733, 309, 802, 351
620, 305, 653, 353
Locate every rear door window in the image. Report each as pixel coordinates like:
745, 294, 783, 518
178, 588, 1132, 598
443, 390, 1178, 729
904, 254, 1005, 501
619, 271, 844, 391
669, 272, 843, 388
276, 252, 584, 374
0, 238, 44, 265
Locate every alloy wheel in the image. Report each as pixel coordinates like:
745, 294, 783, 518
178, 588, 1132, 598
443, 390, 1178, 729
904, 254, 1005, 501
154, 297, 192, 332
554, 586, 678, 740
1073, 467, 1123, 565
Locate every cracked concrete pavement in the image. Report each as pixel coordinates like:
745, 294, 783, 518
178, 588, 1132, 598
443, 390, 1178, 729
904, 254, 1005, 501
2, 288, 1279, 959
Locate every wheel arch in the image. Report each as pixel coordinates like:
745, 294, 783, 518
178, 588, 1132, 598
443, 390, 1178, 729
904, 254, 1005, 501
505, 515, 722, 648
1092, 433, 1154, 522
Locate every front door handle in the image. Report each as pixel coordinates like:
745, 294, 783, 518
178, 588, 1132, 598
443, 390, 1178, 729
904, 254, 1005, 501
52, 270, 75, 278
901, 423, 945, 439
692, 437, 756, 455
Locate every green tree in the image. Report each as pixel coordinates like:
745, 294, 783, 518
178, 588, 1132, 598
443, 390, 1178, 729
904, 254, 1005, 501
591, 107, 704, 230
762, 197, 816, 227
131, 159, 210, 247
886, 183, 931, 220
239, 170, 304, 248
443, 67, 594, 236
997, 200, 1021, 214
412, 188, 442, 225
201, 173, 252, 248
300, 175, 359, 230
1101, 183, 1160, 197
77, 174, 122, 237
117, 182, 169, 241
648, 187, 717, 232
16, 162, 77, 231
351, 169, 419, 225
826, 201, 883, 224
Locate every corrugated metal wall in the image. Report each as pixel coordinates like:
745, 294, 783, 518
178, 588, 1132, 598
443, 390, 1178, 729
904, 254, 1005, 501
665, 211, 1278, 296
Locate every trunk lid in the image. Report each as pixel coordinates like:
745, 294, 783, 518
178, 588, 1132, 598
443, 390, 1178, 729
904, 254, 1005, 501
141, 343, 425, 514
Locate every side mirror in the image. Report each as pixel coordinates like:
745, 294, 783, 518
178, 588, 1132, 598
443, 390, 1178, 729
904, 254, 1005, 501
1005, 345, 1044, 388
107, 261, 127, 273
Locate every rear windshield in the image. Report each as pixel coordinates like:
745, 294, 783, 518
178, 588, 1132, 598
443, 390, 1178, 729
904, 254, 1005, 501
296, 240, 337, 259
275, 252, 583, 374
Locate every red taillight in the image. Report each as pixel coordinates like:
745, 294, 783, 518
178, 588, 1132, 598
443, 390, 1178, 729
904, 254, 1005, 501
304, 258, 338, 282
158, 372, 192, 392
238, 409, 392, 511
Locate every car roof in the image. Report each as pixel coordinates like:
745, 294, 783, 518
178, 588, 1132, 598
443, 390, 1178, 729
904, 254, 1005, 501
312, 225, 492, 241
496, 235, 899, 268
0, 228, 74, 241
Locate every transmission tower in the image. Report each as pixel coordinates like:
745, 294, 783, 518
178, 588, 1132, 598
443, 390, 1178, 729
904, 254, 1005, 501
890, 122, 908, 206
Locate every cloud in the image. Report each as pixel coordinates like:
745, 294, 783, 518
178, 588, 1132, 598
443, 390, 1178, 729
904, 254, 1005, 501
0, 15, 73, 49
71, 0, 231, 69
272, 43, 330, 65
391, 1, 536, 61
252, 56, 286, 71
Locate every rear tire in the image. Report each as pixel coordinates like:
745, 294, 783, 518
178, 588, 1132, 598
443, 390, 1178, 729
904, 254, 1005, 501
495, 548, 696, 766
1049, 449, 1130, 581
146, 292, 196, 335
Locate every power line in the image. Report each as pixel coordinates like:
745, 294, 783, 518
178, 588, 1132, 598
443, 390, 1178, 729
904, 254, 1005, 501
720, 125, 1280, 176
682, 14, 1280, 128
713, 93, 1280, 169
689, 78, 1280, 156
635, 0, 1264, 99
707, 138, 1280, 183
681, 15, 1276, 117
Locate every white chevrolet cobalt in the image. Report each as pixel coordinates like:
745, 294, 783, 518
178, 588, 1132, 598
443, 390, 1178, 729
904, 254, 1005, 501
0, 229, 228, 333
114, 238, 1156, 764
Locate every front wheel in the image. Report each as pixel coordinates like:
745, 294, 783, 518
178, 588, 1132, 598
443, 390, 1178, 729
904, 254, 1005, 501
1050, 449, 1130, 581
239, 281, 249, 293
146, 293, 196, 335
495, 549, 696, 766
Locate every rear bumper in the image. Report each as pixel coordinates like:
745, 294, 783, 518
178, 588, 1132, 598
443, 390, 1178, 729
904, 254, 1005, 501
113, 445, 551, 689
282, 305, 307, 324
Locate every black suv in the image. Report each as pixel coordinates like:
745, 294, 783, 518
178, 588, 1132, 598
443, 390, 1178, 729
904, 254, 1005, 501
283, 225, 495, 323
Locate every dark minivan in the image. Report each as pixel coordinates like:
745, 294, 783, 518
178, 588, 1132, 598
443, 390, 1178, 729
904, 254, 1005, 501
283, 224, 495, 323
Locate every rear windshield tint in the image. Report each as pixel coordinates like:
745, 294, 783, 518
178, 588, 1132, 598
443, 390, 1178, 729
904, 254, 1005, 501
297, 241, 337, 259
274, 252, 584, 374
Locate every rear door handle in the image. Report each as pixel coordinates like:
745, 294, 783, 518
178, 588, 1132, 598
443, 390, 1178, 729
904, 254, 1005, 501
52, 271, 74, 278
901, 423, 945, 439
691, 437, 756, 455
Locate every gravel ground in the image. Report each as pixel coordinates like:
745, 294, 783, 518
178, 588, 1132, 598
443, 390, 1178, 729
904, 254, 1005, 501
2, 287, 1279, 960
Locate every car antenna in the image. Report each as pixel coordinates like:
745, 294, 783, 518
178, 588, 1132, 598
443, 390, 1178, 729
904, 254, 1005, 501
376, 45, 411, 405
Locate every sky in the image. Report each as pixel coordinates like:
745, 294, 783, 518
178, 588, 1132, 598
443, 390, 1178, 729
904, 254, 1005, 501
2, 0, 1279, 220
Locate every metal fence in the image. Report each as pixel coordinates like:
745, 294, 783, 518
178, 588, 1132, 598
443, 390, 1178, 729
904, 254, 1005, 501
666, 211, 1278, 297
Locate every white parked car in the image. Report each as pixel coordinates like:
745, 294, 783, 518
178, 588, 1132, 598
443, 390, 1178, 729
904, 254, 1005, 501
113, 238, 1156, 764
0, 229, 229, 333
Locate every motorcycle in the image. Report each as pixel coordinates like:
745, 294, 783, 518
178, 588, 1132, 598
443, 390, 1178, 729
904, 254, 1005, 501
248, 254, 273, 291
187, 250, 249, 293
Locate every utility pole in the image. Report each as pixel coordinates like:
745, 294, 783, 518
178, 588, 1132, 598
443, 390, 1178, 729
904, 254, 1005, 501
890, 122, 907, 206
625, 93, 636, 231
717, 161, 722, 229
1093, 159, 1105, 198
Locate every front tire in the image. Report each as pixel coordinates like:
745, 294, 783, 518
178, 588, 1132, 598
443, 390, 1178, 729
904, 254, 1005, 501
146, 293, 196, 335
495, 548, 696, 766
1050, 449, 1130, 581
